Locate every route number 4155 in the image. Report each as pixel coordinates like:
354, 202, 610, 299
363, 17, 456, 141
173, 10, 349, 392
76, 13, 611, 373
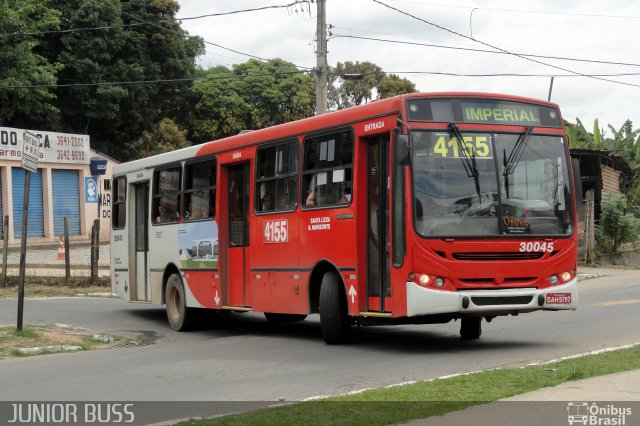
264, 219, 288, 243
519, 241, 554, 252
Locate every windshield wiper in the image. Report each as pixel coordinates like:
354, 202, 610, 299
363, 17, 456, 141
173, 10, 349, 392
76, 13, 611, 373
503, 127, 533, 199
505, 127, 533, 175
449, 123, 481, 203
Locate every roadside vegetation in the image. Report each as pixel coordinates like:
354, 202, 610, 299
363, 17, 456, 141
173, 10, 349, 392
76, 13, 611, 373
0, 324, 131, 359
0, 276, 110, 298
182, 344, 640, 426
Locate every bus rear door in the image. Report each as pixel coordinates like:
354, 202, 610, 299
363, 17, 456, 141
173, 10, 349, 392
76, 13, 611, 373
132, 181, 150, 301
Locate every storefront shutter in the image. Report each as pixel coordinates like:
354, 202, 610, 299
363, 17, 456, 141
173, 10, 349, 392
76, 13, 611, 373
12, 168, 44, 238
52, 169, 81, 235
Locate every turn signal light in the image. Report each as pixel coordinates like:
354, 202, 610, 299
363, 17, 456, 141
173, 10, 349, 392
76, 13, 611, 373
418, 274, 430, 285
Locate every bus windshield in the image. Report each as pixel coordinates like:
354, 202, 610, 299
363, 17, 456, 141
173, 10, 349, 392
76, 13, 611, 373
412, 130, 573, 237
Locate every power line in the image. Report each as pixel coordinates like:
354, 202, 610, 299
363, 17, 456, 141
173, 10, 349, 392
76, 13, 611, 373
330, 34, 640, 68
176, 1, 311, 21
0, 22, 149, 37
384, 0, 640, 20
86, 0, 312, 70
371, 0, 640, 89
89, 0, 272, 64
0, 2, 311, 37
0, 70, 311, 90
385, 71, 640, 77
5, 68, 640, 91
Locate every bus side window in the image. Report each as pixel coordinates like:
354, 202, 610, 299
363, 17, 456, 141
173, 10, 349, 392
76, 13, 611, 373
255, 140, 299, 214
302, 130, 353, 209
184, 159, 216, 221
152, 166, 181, 224
112, 176, 126, 229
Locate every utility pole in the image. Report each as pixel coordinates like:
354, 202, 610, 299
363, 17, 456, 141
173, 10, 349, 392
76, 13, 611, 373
315, 0, 328, 115
547, 76, 554, 101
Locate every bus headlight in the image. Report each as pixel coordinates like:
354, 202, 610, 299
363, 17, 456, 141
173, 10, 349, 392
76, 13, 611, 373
561, 271, 572, 282
549, 275, 559, 286
434, 277, 444, 288
418, 274, 430, 285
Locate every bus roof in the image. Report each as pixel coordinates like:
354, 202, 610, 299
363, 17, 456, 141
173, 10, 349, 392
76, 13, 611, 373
113, 92, 560, 176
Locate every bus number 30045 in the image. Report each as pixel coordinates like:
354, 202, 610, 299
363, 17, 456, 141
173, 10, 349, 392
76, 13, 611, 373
519, 241, 554, 253
264, 219, 288, 243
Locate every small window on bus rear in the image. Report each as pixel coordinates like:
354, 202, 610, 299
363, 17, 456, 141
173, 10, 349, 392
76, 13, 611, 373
184, 159, 216, 221
112, 176, 126, 229
255, 140, 299, 214
302, 130, 353, 208
152, 166, 181, 224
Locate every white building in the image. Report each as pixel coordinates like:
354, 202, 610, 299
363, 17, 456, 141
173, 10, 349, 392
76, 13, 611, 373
0, 126, 118, 242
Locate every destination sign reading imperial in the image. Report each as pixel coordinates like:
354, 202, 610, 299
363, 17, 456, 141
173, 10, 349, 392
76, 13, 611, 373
406, 97, 562, 128
0, 126, 90, 165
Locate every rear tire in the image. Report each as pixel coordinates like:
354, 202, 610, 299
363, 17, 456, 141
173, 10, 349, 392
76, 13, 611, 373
165, 273, 196, 331
264, 313, 308, 323
460, 317, 482, 340
319, 271, 351, 344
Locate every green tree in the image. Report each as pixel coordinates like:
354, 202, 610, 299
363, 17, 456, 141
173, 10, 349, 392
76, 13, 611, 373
377, 74, 417, 99
40, 0, 204, 160
186, 59, 315, 143
0, 0, 61, 126
607, 120, 640, 206
126, 117, 190, 159
598, 194, 639, 252
328, 61, 385, 110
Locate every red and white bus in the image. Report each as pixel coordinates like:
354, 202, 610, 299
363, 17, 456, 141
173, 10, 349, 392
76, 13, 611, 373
111, 92, 578, 344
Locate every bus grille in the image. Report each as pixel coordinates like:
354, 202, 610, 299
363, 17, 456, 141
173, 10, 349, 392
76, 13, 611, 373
452, 252, 543, 261
471, 295, 534, 306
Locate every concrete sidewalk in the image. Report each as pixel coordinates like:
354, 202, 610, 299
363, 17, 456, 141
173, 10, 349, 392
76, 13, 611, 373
402, 370, 640, 425
402, 266, 640, 425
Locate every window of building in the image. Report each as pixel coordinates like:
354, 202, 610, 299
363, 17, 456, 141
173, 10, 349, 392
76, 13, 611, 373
112, 176, 126, 229
255, 140, 299, 213
152, 166, 181, 224
184, 159, 216, 221
302, 130, 353, 208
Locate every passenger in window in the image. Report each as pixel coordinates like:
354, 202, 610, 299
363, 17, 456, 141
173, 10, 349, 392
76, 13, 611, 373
276, 192, 289, 210
305, 175, 317, 207
185, 202, 192, 220
262, 193, 274, 211
155, 205, 164, 223
340, 188, 352, 203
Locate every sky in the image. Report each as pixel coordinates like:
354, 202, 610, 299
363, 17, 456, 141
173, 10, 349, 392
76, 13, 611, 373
176, 0, 640, 136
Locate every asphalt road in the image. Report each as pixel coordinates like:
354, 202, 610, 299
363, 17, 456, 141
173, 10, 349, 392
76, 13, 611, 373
0, 268, 638, 405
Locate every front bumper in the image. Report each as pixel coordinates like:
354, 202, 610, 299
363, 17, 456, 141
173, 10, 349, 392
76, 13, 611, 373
406, 277, 578, 317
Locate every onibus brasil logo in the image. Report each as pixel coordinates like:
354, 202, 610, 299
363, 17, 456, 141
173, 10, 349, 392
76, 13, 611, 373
567, 402, 632, 425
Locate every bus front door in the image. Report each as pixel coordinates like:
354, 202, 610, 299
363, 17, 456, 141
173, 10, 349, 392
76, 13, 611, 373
224, 163, 249, 307
366, 135, 391, 312
133, 182, 150, 301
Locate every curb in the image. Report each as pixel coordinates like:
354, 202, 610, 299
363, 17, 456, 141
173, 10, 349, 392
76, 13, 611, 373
577, 273, 600, 281
77, 292, 118, 298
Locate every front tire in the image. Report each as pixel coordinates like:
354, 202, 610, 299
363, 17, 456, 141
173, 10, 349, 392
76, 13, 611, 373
460, 317, 482, 340
165, 273, 196, 331
319, 271, 351, 344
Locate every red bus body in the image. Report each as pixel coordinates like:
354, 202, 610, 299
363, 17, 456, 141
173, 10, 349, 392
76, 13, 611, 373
111, 92, 578, 343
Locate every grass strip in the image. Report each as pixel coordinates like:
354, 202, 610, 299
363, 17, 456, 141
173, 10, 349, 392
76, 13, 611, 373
0, 324, 132, 358
183, 344, 640, 426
